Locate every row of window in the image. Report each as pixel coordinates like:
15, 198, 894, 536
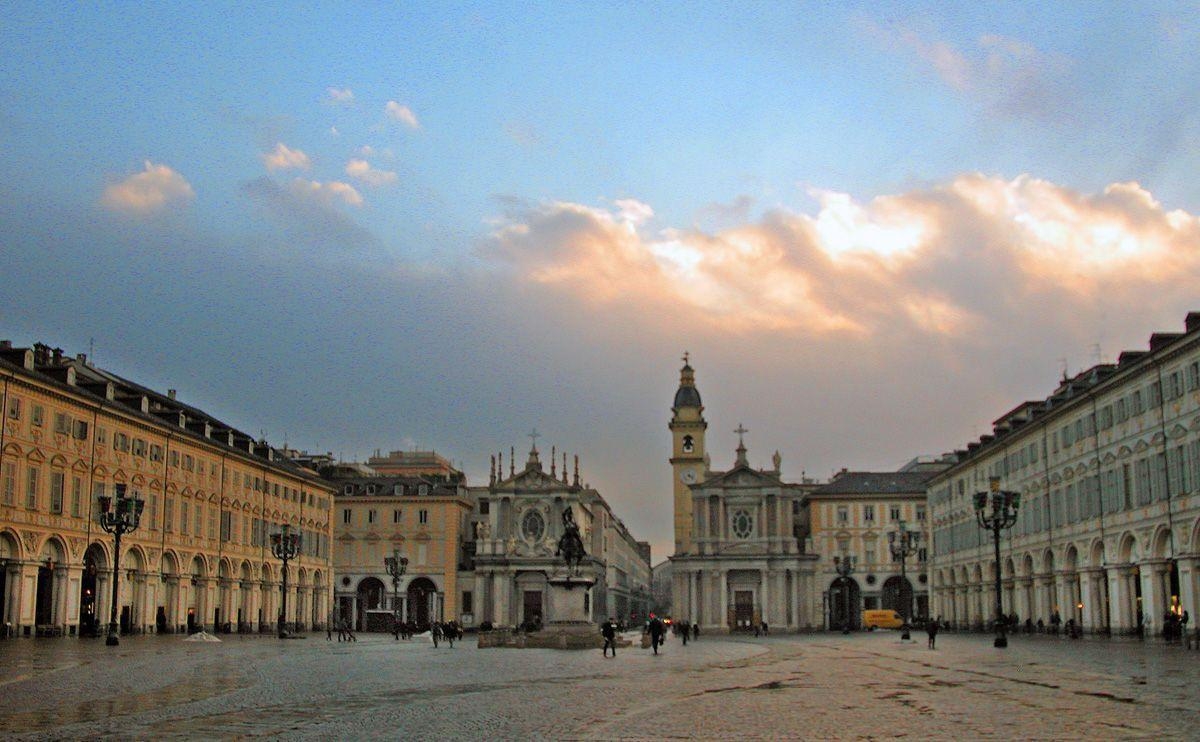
835, 504, 927, 525
342, 507, 430, 526
343, 482, 431, 497
0, 466, 328, 558
5, 398, 91, 439
934, 440, 1200, 556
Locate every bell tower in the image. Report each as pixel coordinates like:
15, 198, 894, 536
669, 353, 706, 555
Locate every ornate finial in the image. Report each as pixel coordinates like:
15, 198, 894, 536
551, 445, 557, 477
510, 447, 515, 476
682, 350, 690, 366
490, 454, 496, 485
562, 451, 568, 483
772, 450, 782, 473
735, 423, 749, 466
529, 428, 541, 453
573, 455, 580, 487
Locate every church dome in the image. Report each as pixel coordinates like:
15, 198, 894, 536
674, 360, 702, 408
674, 383, 702, 409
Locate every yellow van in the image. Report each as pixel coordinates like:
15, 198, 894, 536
862, 610, 904, 630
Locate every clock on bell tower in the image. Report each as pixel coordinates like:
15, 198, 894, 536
669, 352, 706, 555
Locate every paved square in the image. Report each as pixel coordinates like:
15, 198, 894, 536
1, 631, 1197, 739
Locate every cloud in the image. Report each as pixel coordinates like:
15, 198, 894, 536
881, 26, 1074, 120
287, 178, 363, 207
242, 176, 375, 252
261, 142, 312, 172
481, 175, 1200, 338
326, 87, 355, 105
385, 101, 420, 129
100, 161, 195, 215
345, 158, 397, 187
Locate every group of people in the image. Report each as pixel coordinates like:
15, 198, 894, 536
431, 621, 463, 648
673, 619, 699, 645
327, 618, 357, 642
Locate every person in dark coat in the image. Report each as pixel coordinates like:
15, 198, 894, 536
648, 615, 665, 655
693, 622, 699, 641
601, 617, 618, 657
926, 618, 939, 649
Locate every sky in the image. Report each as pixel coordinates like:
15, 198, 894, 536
3, 2, 1200, 562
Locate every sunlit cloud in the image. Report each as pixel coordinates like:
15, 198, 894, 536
385, 101, 420, 129
288, 178, 363, 207
100, 161, 194, 215
326, 87, 355, 105
345, 158, 397, 187
483, 175, 1200, 338
261, 142, 312, 172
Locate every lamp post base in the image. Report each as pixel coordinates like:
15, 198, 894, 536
994, 635, 1008, 648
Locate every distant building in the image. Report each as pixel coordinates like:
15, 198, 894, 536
808, 458, 951, 629
0, 341, 335, 638
366, 450, 463, 481
927, 312, 1200, 635
466, 443, 651, 629
323, 473, 472, 631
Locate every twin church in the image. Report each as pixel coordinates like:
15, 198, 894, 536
667, 357, 939, 631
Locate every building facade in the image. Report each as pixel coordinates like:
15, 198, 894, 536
467, 443, 651, 629
327, 473, 472, 631
0, 342, 335, 638
808, 464, 945, 629
668, 361, 823, 631
928, 313, 1200, 635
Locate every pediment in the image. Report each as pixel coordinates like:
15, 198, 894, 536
704, 464, 780, 490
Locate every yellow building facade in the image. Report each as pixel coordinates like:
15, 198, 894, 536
0, 342, 334, 638
331, 475, 472, 631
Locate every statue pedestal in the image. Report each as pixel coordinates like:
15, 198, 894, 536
535, 570, 601, 649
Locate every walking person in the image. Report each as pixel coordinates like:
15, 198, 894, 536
432, 622, 442, 648
926, 618, 939, 649
648, 614, 665, 655
601, 617, 618, 657
680, 620, 689, 646
337, 618, 348, 642
445, 622, 455, 648
693, 622, 699, 641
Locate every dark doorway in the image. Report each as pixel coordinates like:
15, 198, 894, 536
156, 607, 167, 633
79, 557, 99, 636
523, 590, 542, 630
187, 607, 197, 634
120, 605, 131, 635
829, 577, 861, 630
734, 590, 754, 629
882, 576, 913, 621
35, 564, 53, 626
407, 578, 437, 631
0, 567, 7, 635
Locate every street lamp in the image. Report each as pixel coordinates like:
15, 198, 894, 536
888, 519, 921, 641
973, 476, 1020, 648
384, 549, 409, 639
97, 484, 144, 646
833, 553, 856, 634
270, 524, 301, 639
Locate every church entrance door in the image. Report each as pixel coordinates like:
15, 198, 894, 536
523, 590, 543, 630
734, 590, 754, 629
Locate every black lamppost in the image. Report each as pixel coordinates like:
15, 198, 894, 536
973, 476, 1020, 648
270, 524, 300, 639
888, 519, 921, 641
97, 484, 144, 646
384, 549, 409, 639
834, 553, 856, 634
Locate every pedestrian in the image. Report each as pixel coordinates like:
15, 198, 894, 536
693, 622, 699, 641
926, 618, 939, 649
648, 614, 665, 655
762, 620, 769, 635
601, 617, 618, 657
445, 622, 455, 648
337, 618, 348, 642
326, 622, 333, 641
432, 622, 442, 648
346, 620, 357, 642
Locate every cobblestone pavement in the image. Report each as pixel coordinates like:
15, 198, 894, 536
1, 630, 1197, 740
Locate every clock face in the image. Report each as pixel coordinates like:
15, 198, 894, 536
681, 468, 697, 484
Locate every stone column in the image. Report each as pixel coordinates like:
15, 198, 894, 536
1105, 565, 1132, 632
719, 570, 728, 631
1078, 568, 1100, 631
1138, 559, 1167, 632
759, 570, 769, 627
55, 563, 80, 634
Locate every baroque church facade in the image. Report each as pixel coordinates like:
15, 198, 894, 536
668, 360, 823, 631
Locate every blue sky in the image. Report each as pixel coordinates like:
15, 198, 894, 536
3, 2, 1200, 559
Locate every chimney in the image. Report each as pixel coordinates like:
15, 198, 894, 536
52, 347, 63, 365
168, 389, 176, 400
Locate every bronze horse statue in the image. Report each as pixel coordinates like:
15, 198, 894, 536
556, 507, 586, 574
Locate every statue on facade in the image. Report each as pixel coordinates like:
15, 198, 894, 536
555, 507, 586, 574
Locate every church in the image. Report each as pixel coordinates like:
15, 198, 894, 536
668, 358, 823, 631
